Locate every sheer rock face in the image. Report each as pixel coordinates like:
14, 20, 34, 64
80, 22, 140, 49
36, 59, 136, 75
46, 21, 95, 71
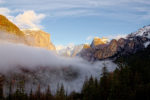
23, 30, 56, 50
0, 15, 28, 44
94, 39, 118, 60
80, 36, 149, 60
91, 37, 108, 48
0, 15, 24, 36
79, 26, 150, 60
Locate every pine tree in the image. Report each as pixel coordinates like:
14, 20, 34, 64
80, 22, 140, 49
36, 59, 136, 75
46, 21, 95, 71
35, 84, 41, 100
55, 84, 66, 100
99, 66, 110, 100
0, 75, 4, 100
46, 85, 53, 100
29, 89, 35, 100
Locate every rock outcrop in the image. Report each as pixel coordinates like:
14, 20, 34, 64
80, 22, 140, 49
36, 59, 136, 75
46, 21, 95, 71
0, 15, 24, 36
23, 29, 55, 50
91, 37, 108, 48
94, 39, 118, 59
83, 44, 90, 49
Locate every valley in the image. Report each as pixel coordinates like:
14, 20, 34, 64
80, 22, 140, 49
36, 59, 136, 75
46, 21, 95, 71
0, 14, 150, 100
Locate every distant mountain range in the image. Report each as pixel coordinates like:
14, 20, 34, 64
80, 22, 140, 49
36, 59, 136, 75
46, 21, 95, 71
56, 37, 109, 57
56, 44, 84, 57
0, 14, 111, 56
1, 14, 150, 60
79, 25, 150, 61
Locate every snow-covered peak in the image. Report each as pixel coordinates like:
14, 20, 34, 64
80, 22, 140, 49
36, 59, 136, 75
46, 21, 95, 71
129, 25, 150, 39
56, 44, 83, 57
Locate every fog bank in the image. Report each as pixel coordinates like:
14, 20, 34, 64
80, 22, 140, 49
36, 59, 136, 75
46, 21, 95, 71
0, 42, 117, 94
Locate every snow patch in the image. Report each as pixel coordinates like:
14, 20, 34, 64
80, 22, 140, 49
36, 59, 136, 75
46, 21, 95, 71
131, 25, 150, 39
144, 41, 150, 48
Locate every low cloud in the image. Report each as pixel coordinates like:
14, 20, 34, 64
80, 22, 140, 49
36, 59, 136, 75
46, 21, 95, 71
107, 34, 127, 40
0, 41, 117, 94
86, 34, 127, 43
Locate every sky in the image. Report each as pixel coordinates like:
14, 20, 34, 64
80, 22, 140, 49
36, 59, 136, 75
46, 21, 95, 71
0, 0, 150, 45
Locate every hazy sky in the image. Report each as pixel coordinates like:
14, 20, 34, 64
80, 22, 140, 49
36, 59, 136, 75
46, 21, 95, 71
0, 0, 150, 45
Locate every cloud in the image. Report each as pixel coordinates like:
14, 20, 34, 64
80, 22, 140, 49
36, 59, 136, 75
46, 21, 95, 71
0, 0, 4, 4
0, 8, 46, 29
14, 10, 46, 29
49, 9, 97, 17
0, 8, 10, 16
86, 34, 127, 42
86, 36, 94, 41
107, 34, 127, 40
1, 0, 150, 20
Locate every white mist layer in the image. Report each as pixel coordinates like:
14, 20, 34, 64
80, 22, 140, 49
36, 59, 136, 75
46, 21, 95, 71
0, 42, 117, 94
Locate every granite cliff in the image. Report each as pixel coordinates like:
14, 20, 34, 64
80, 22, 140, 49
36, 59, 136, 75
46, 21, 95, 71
79, 26, 150, 61
0, 15, 55, 50
0, 15, 24, 36
23, 29, 55, 50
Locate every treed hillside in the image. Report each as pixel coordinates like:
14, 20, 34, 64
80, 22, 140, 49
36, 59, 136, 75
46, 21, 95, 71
80, 45, 150, 100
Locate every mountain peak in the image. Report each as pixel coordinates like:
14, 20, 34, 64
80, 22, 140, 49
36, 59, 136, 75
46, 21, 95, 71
128, 25, 150, 39
83, 44, 90, 49
91, 37, 108, 48
0, 15, 56, 50
22, 29, 56, 50
0, 15, 24, 36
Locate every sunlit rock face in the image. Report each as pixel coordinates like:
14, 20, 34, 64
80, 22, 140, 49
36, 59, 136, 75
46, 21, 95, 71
0, 15, 29, 45
83, 44, 90, 49
23, 29, 56, 50
78, 37, 109, 61
94, 39, 118, 60
91, 37, 108, 48
0, 15, 24, 36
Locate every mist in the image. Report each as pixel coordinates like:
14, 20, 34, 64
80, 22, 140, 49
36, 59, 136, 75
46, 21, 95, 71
0, 42, 117, 94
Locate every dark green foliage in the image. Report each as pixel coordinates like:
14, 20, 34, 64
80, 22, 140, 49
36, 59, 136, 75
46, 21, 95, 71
55, 84, 66, 100
82, 76, 99, 100
45, 85, 53, 100
0, 75, 4, 100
